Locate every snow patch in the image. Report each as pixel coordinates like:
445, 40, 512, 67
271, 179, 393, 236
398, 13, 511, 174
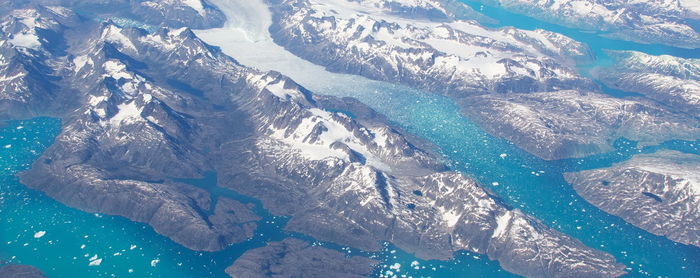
73, 55, 90, 73
101, 25, 136, 51
9, 33, 41, 49
103, 60, 133, 80
109, 101, 144, 127
183, 0, 206, 16
492, 210, 513, 238
439, 207, 461, 227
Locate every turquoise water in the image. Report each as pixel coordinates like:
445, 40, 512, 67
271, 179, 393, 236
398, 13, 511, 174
311, 81, 700, 278
460, 0, 700, 60
3, 2, 700, 278
0, 118, 516, 278
0, 118, 235, 277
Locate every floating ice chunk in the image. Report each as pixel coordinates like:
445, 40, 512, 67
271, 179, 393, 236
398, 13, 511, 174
150, 259, 159, 267
4, 145, 11, 149
16, 126, 23, 130
128, 269, 134, 273
130, 244, 137, 250
499, 153, 507, 159
88, 258, 102, 266
389, 263, 401, 271
33, 231, 46, 238
492, 182, 499, 186
88, 254, 102, 266
80, 244, 86, 249
411, 260, 420, 270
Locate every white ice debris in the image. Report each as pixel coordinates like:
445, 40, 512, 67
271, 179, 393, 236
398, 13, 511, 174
410, 260, 420, 270
88, 258, 102, 266
88, 254, 102, 266
389, 263, 401, 271
150, 259, 160, 267
33, 231, 46, 238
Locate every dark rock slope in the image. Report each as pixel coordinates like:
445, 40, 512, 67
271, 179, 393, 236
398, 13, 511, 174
226, 238, 377, 278
0, 264, 46, 278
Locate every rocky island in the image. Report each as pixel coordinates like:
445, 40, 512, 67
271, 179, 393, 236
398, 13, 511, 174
565, 150, 700, 248
226, 238, 377, 278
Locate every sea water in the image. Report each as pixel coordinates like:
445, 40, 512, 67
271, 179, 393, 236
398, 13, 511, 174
196, 0, 700, 276
2, 0, 699, 277
0, 118, 241, 277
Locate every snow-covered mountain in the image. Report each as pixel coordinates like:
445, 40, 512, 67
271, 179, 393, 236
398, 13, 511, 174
459, 90, 700, 160
2, 0, 226, 29
265, 0, 699, 160
565, 150, 700, 248
0, 6, 79, 118
596, 50, 700, 116
475, 0, 700, 49
1, 5, 627, 277
269, 0, 595, 98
